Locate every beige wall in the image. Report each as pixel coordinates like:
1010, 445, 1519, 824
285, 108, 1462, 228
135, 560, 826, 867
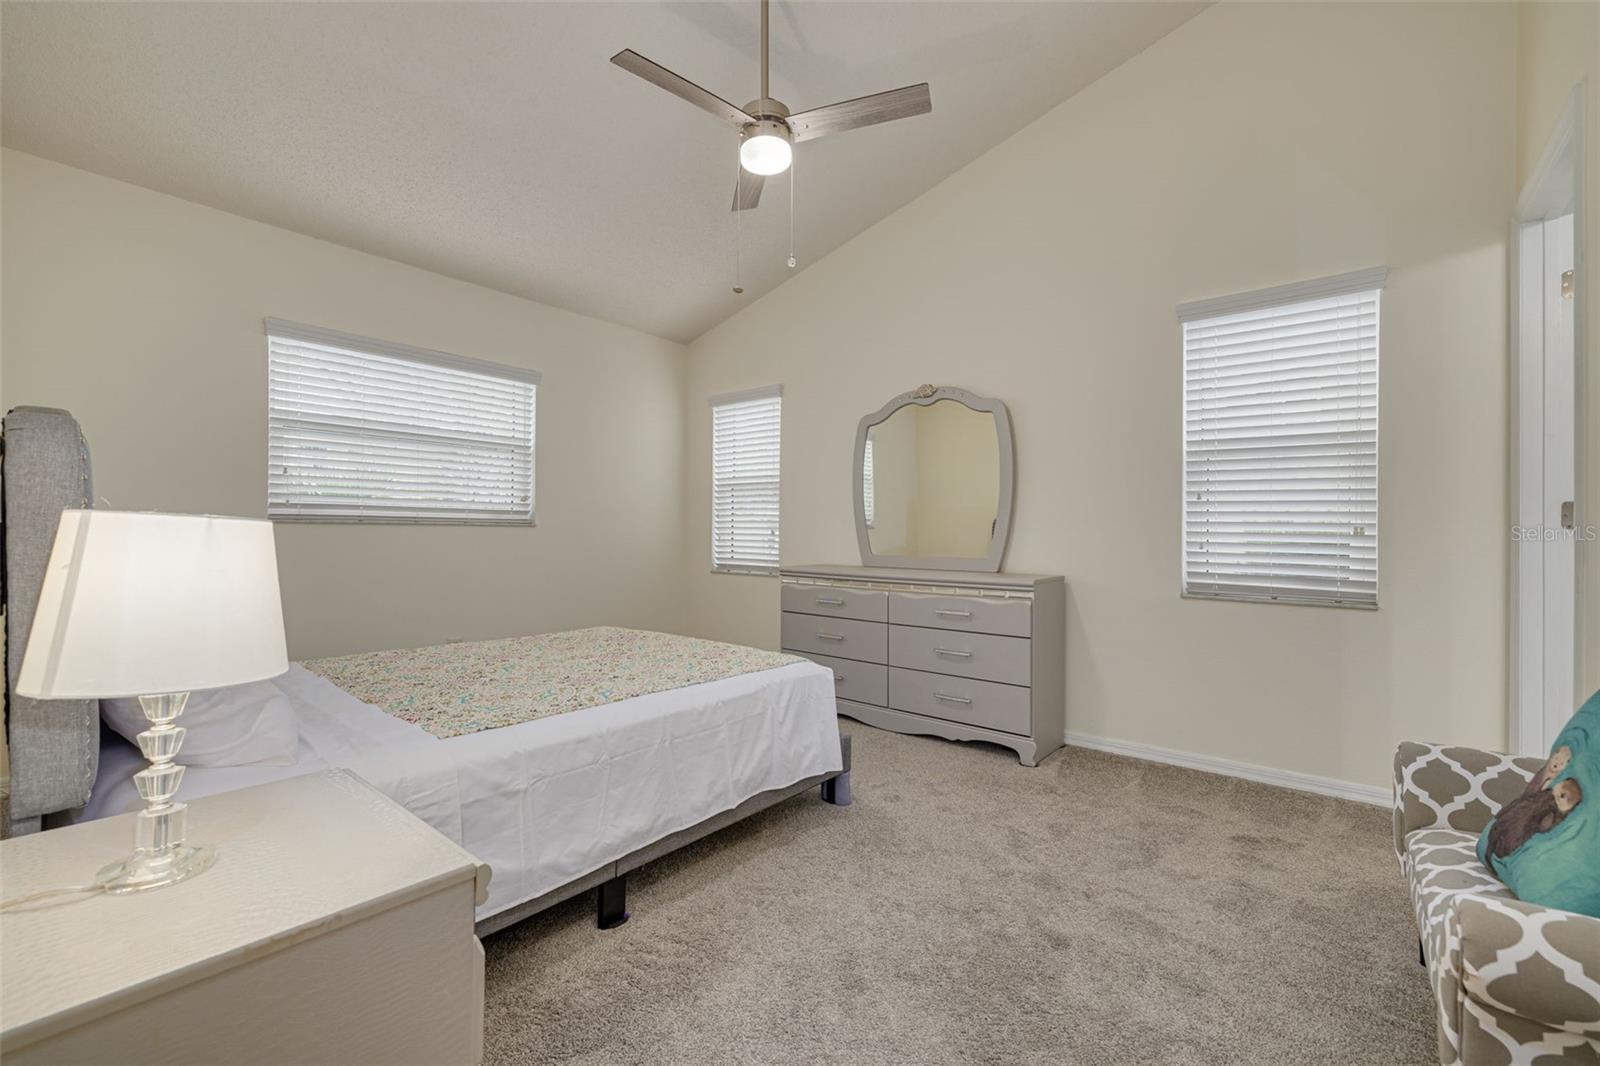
1515, 2, 1600, 700
1, 149, 689, 660
0, 2, 1541, 798
682, 2, 1517, 791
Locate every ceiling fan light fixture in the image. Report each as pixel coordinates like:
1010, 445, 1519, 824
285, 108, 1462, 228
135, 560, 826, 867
740, 121, 792, 176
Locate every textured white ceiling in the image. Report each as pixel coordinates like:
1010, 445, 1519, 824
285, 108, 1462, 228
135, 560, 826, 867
2, 2, 1204, 342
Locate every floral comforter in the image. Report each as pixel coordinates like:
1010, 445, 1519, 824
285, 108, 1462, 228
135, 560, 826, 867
301, 626, 802, 739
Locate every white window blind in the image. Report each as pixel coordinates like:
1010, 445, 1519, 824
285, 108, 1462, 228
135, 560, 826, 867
1179, 267, 1385, 609
711, 386, 782, 572
862, 438, 876, 528
266, 319, 537, 524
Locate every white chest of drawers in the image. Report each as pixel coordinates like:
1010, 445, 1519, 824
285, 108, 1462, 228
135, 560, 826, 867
780, 564, 1065, 766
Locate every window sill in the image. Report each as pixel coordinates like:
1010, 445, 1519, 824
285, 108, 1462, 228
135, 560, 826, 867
1180, 591, 1377, 611
270, 515, 536, 527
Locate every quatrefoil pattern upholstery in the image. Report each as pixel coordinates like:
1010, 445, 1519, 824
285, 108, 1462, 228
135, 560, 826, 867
1395, 743, 1600, 1064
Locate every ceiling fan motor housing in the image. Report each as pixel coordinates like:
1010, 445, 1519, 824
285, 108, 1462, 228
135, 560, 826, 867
743, 98, 791, 123
741, 117, 792, 145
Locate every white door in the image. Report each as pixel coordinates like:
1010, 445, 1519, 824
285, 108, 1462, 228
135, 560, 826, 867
1515, 212, 1578, 754
1542, 215, 1577, 744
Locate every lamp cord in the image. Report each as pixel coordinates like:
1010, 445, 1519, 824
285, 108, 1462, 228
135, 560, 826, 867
0, 882, 105, 912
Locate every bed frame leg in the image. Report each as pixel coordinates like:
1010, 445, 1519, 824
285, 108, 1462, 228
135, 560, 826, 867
597, 874, 629, 930
821, 771, 851, 806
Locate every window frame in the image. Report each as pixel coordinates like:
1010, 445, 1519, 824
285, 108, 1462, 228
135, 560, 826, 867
1177, 267, 1386, 610
265, 318, 539, 526
709, 384, 783, 575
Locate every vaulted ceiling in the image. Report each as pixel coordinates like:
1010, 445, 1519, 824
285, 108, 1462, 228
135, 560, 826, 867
2, 2, 1204, 342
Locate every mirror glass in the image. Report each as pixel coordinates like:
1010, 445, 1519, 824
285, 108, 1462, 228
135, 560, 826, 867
864, 399, 1001, 559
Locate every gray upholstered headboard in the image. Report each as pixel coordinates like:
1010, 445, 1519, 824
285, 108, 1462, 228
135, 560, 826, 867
3, 407, 98, 836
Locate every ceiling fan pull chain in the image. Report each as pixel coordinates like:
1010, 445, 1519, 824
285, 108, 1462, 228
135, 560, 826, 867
733, 131, 745, 294
788, 150, 796, 270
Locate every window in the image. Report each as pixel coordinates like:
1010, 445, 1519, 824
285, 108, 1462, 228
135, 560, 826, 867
1179, 267, 1385, 608
862, 437, 876, 528
266, 319, 537, 523
710, 386, 782, 572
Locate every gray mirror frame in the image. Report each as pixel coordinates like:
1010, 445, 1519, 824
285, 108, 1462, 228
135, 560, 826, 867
852, 384, 1015, 573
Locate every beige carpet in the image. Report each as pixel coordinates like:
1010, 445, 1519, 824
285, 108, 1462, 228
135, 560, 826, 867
483, 726, 1436, 1065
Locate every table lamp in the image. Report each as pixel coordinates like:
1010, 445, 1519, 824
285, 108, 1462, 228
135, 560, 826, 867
15, 511, 288, 893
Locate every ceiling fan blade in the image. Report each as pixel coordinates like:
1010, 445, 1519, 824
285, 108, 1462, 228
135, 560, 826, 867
788, 83, 931, 144
732, 169, 766, 212
610, 49, 754, 129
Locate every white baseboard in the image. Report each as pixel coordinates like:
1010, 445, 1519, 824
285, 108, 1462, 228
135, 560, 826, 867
1063, 731, 1389, 807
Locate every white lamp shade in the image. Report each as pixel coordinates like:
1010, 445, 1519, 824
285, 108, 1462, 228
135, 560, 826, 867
15, 511, 289, 699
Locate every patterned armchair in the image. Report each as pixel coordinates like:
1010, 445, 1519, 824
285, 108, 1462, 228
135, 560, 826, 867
1394, 742, 1600, 1063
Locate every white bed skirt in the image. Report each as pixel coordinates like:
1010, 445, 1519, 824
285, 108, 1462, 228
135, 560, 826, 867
81, 660, 843, 922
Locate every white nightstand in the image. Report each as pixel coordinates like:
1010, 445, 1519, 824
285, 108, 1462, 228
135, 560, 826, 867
0, 769, 489, 1066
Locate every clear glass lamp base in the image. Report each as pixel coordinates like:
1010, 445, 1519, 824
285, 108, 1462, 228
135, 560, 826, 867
96, 842, 216, 894
96, 692, 219, 894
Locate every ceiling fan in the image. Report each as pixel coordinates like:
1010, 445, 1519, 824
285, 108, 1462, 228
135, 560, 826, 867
611, 0, 932, 213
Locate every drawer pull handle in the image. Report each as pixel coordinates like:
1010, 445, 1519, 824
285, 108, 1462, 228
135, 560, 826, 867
934, 609, 973, 619
815, 597, 846, 607
934, 647, 972, 658
934, 693, 973, 706
834, 673, 845, 683
817, 632, 845, 642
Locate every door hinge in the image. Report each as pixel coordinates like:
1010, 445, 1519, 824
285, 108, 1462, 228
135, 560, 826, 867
1561, 269, 1575, 300
1561, 500, 1576, 529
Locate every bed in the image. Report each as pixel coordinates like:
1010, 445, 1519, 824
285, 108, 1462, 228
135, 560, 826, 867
1, 407, 851, 934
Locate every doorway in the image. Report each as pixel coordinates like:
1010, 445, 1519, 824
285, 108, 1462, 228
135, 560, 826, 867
1512, 87, 1586, 756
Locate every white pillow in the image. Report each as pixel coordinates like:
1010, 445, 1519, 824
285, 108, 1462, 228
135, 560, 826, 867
102, 680, 299, 767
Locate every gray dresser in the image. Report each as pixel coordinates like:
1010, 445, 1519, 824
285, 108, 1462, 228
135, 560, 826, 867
780, 564, 1065, 766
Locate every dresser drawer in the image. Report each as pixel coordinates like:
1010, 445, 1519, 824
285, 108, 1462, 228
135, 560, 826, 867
889, 591, 1030, 637
781, 612, 888, 664
781, 583, 888, 623
787, 650, 888, 706
889, 624, 1031, 685
889, 668, 1031, 736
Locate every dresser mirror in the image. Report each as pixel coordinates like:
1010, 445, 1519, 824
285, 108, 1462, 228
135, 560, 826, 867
853, 385, 1015, 572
